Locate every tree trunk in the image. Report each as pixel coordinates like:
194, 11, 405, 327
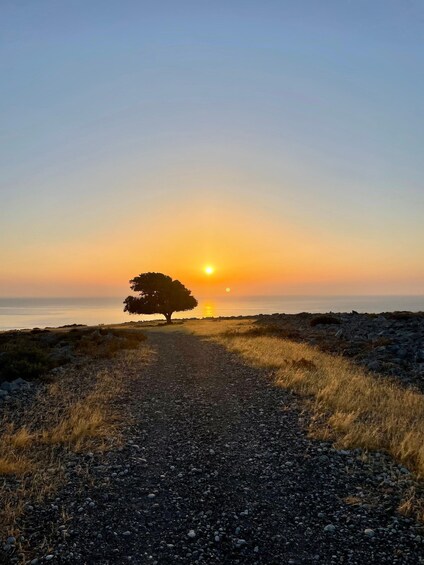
164, 312, 173, 324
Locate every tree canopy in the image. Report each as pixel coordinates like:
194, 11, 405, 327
123, 272, 198, 324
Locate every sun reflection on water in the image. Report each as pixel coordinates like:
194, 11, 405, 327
202, 301, 216, 318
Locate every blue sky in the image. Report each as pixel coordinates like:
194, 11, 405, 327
1, 1, 423, 295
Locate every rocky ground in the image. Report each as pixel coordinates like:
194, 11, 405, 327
255, 311, 424, 392
2, 327, 423, 564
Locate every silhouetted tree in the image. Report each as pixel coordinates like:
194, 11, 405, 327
124, 272, 198, 324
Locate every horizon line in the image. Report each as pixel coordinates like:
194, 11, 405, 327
1, 294, 424, 300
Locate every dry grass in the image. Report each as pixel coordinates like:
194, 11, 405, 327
186, 319, 424, 518
9, 427, 34, 449
343, 495, 363, 506
0, 338, 152, 536
41, 368, 122, 450
0, 457, 32, 476
398, 487, 424, 522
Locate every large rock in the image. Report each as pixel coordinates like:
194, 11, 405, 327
0, 378, 30, 395
12, 377, 30, 387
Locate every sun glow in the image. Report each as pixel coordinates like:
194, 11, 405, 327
204, 265, 214, 275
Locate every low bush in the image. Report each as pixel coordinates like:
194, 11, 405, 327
310, 315, 341, 327
246, 324, 301, 339
385, 311, 424, 321
0, 340, 52, 382
223, 324, 301, 340
0, 327, 147, 384
74, 328, 147, 359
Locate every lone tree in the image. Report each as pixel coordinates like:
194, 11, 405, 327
124, 272, 198, 324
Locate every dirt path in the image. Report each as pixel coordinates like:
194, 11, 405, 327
9, 329, 424, 564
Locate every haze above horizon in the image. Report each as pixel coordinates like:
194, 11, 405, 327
1, 1, 423, 298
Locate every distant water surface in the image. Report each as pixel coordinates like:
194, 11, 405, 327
0, 296, 423, 331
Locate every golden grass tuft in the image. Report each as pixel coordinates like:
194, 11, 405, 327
40, 367, 126, 451
42, 405, 106, 448
398, 487, 424, 522
8, 427, 34, 449
343, 496, 363, 506
0, 457, 32, 475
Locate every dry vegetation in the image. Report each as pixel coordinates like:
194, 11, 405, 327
2, 317, 424, 535
186, 318, 424, 519
0, 327, 152, 535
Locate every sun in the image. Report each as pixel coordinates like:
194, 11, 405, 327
204, 265, 214, 275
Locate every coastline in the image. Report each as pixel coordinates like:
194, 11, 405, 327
2, 309, 423, 392
1, 294, 424, 331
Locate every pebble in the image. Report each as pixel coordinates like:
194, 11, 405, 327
2, 326, 423, 564
236, 539, 247, 547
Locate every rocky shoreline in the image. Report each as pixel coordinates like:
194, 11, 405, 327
1, 311, 423, 403
251, 311, 424, 393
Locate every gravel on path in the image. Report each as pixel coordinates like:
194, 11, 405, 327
5, 329, 424, 564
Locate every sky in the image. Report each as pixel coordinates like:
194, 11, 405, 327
1, 0, 423, 297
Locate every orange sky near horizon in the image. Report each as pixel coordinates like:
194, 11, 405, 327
1, 190, 423, 298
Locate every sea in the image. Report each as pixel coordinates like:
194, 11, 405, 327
0, 295, 423, 331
